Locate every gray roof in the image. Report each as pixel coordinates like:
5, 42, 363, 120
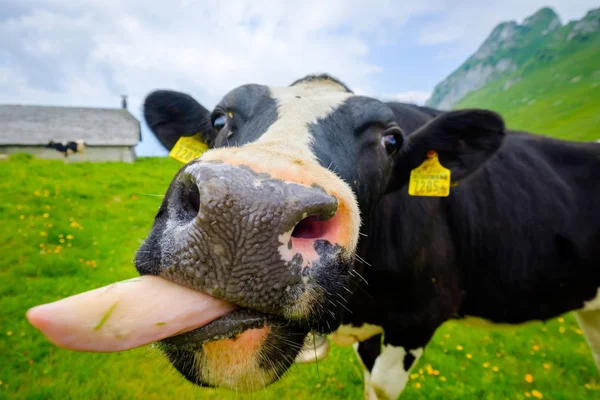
0, 104, 141, 146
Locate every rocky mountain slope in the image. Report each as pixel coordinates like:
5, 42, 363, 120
426, 7, 599, 111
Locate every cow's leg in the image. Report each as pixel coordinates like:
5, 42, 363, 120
354, 334, 382, 400
370, 343, 423, 400
354, 333, 424, 400
575, 310, 600, 372
294, 332, 330, 364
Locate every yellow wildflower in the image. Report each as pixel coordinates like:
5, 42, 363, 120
531, 389, 543, 399
414, 383, 421, 389
456, 345, 463, 351
525, 374, 534, 383
543, 363, 550, 370
466, 354, 472, 359
492, 366, 499, 372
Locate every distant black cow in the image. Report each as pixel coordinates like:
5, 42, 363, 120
134, 74, 600, 399
46, 140, 85, 159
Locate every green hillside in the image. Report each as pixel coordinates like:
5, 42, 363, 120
427, 7, 600, 142
1, 154, 599, 399
456, 11, 600, 140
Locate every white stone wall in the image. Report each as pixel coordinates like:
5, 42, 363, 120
0, 146, 136, 163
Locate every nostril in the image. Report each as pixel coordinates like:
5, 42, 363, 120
179, 176, 200, 220
292, 216, 330, 239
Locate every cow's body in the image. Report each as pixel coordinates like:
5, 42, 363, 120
335, 126, 600, 398
137, 74, 600, 399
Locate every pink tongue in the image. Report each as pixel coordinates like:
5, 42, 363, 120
26, 276, 237, 352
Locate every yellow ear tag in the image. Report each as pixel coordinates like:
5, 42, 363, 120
408, 150, 451, 197
169, 133, 208, 164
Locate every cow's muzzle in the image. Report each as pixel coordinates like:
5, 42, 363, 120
152, 160, 347, 309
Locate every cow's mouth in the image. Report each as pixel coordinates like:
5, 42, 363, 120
154, 290, 310, 391
159, 308, 287, 350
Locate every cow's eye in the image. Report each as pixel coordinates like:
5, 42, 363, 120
381, 134, 401, 156
213, 115, 227, 132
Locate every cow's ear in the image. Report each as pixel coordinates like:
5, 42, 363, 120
143, 90, 216, 151
388, 109, 505, 192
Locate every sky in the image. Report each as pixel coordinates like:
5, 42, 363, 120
1, 0, 597, 156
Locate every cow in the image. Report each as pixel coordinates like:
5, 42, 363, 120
45, 140, 86, 160
135, 74, 600, 399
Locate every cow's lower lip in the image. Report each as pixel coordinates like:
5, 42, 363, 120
159, 308, 280, 350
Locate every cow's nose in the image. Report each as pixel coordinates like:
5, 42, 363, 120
176, 162, 338, 230
171, 162, 340, 266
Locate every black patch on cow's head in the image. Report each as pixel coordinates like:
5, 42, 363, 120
211, 84, 279, 147
309, 96, 404, 215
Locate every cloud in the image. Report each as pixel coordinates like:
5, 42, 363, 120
380, 91, 432, 106
417, 0, 597, 48
0, 0, 442, 107
0, 0, 447, 154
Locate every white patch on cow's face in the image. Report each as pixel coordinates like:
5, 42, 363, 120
200, 80, 361, 258
330, 323, 384, 347
260, 82, 352, 160
581, 287, 600, 311
371, 345, 423, 400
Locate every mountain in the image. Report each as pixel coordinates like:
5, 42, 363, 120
425, 7, 600, 141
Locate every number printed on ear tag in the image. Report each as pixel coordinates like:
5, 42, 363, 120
408, 150, 451, 197
169, 134, 208, 164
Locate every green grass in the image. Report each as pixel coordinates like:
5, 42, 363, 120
456, 33, 600, 142
1, 153, 598, 400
